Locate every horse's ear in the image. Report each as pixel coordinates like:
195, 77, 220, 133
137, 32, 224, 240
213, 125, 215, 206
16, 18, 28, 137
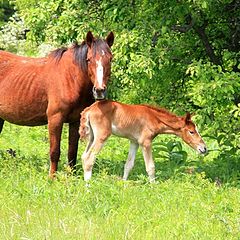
106, 31, 114, 47
185, 112, 191, 124
86, 31, 94, 47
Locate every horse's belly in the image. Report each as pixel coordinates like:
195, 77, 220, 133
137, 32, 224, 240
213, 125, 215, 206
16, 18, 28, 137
0, 100, 48, 126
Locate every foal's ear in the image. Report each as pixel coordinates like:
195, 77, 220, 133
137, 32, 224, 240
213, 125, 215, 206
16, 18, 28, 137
185, 112, 192, 124
106, 31, 114, 47
86, 31, 94, 47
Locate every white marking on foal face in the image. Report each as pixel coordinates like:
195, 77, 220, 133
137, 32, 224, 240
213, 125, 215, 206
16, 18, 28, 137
96, 58, 103, 87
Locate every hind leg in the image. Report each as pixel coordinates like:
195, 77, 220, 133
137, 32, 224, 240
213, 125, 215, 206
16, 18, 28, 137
123, 141, 139, 180
82, 123, 94, 160
82, 132, 110, 181
0, 118, 4, 133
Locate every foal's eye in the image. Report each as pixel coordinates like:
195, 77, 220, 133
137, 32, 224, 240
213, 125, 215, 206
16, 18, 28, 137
189, 131, 195, 135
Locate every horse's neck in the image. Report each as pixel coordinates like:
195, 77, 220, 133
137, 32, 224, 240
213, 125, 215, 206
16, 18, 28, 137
151, 108, 184, 135
59, 51, 91, 90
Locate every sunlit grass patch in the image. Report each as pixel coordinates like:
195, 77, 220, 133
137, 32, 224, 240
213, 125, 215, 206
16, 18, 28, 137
0, 123, 239, 239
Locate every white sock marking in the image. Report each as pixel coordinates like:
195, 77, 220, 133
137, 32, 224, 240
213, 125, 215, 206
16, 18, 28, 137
84, 170, 92, 181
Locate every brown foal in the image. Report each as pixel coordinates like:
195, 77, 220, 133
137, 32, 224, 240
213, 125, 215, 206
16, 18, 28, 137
79, 100, 207, 181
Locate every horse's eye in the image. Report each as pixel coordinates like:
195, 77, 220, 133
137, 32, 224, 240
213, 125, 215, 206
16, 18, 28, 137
189, 131, 195, 135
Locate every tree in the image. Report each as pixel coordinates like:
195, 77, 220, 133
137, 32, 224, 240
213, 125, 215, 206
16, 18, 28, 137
1, 0, 240, 167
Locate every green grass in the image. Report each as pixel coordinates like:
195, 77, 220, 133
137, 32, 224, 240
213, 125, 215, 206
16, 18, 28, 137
0, 123, 239, 239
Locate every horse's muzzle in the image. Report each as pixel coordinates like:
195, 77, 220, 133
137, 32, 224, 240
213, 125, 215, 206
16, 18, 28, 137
92, 86, 107, 100
197, 145, 208, 155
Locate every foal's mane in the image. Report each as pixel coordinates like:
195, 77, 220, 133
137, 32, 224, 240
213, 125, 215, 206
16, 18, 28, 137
141, 104, 184, 129
50, 38, 112, 72
141, 104, 173, 116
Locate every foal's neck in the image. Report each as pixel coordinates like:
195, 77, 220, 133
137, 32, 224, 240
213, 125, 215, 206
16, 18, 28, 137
147, 107, 183, 136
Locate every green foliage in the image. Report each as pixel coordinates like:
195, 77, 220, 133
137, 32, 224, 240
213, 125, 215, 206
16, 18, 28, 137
0, 12, 27, 53
0, 0, 14, 27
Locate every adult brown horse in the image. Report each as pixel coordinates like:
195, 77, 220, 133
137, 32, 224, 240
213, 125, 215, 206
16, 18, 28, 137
0, 31, 114, 177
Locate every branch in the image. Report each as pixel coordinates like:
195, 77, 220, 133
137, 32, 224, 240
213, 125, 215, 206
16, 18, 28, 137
193, 21, 222, 66
171, 15, 222, 66
171, 14, 194, 33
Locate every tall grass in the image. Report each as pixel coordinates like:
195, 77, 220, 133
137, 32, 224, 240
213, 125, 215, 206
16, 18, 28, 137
0, 123, 239, 239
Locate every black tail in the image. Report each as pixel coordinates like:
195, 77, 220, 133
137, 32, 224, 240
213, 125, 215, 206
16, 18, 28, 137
0, 118, 4, 133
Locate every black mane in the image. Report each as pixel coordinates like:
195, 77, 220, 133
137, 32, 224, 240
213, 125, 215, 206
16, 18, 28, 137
50, 38, 112, 72
50, 47, 68, 63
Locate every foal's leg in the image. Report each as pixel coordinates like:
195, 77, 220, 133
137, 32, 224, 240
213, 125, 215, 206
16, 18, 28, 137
82, 134, 110, 181
82, 128, 94, 160
48, 113, 64, 178
123, 141, 139, 180
68, 121, 80, 170
141, 140, 155, 182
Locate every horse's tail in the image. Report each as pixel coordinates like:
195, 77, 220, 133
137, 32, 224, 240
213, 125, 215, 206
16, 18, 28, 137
79, 107, 91, 140
0, 118, 4, 134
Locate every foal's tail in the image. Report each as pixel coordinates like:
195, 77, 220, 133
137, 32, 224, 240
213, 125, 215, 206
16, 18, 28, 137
79, 107, 91, 140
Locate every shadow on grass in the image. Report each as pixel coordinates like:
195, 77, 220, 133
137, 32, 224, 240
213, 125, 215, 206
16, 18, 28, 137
83, 149, 240, 187
1, 146, 239, 188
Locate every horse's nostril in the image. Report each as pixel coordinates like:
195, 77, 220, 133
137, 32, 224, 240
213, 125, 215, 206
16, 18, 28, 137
199, 146, 207, 154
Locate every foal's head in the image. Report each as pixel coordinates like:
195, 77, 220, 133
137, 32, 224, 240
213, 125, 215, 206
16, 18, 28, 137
180, 113, 207, 154
85, 31, 114, 100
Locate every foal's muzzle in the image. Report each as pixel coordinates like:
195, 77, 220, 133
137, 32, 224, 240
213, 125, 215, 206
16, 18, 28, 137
92, 86, 107, 100
197, 145, 208, 155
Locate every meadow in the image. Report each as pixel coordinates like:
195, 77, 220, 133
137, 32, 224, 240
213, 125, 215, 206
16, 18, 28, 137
0, 122, 239, 240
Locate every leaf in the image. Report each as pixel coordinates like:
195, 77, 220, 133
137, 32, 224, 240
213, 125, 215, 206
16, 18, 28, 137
161, 26, 167, 34
202, 1, 207, 9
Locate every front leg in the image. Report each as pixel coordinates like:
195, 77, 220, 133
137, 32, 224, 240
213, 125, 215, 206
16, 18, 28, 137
141, 140, 155, 182
48, 113, 64, 178
68, 121, 80, 170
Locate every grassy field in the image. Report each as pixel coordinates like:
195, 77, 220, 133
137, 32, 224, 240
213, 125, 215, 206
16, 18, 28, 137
0, 122, 239, 240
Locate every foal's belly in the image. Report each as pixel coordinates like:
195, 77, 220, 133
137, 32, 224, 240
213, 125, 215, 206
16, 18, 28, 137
111, 123, 138, 141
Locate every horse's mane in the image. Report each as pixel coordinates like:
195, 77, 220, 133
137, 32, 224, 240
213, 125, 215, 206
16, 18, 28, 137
140, 104, 174, 116
141, 104, 184, 129
50, 38, 112, 72
50, 47, 68, 62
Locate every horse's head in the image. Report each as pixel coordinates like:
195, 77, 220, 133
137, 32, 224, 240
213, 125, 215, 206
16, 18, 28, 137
85, 31, 114, 100
180, 113, 207, 154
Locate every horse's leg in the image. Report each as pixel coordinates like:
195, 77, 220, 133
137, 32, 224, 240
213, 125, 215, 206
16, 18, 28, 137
68, 121, 80, 170
48, 113, 64, 178
123, 141, 139, 180
82, 134, 109, 181
141, 140, 155, 182
0, 118, 4, 133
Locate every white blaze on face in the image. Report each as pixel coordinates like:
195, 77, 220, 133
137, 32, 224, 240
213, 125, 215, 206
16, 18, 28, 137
96, 58, 103, 88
